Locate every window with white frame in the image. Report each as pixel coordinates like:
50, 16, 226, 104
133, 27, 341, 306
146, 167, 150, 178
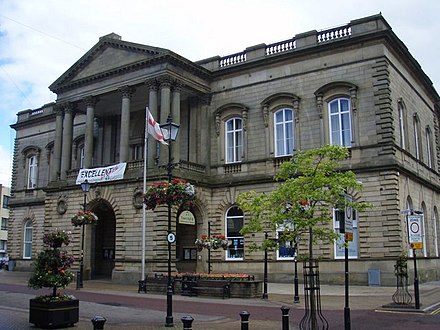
274, 108, 294, 157
276, 219, 296, 260
2, 195, 9, 209
0, 240, 6, 252
225, 206, 244, 260
225, 118, 243, 163
426, 127, 433, 168
329, 98, 352, 147
132, 144, 143, 161
333, 205, 358, 258
27, 155, 38, 189
23, 220, 33, 259
398, 102, 406, 150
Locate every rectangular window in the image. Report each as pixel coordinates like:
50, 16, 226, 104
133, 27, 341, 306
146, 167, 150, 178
27, 155, 38, 189
275, 108, 294, 157
132, 144, 143, 161
0, 218, 6, 230
334, 207, 358, 258
225, 118, 243, 163
2, 195, 9, 209
0, 240, 6, 251
329, 98, 352, 147
276, 220, 296, 260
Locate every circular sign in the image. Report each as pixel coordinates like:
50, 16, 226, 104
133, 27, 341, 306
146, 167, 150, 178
410, 222, 420, 234
167, 232, 176, 243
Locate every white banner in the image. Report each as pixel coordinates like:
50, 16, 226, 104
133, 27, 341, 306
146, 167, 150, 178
76, 163, 127, 184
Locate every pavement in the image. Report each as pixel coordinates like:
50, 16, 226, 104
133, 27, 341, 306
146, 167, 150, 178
1, 270, 440, 329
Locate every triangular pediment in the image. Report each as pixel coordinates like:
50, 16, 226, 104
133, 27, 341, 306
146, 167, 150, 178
49, 35, 169, 92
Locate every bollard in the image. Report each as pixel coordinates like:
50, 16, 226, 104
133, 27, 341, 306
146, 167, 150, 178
239, 311, 250, 330
181, 315, 194, 330
281, 305, 290, 330
91, 316, 106, 330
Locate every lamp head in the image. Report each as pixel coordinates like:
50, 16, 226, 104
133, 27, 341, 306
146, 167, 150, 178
160, 115, 180, 142
81, 179, 91, 193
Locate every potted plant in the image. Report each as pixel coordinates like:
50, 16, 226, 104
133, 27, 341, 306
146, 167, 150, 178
195, 235, 229, 251
28, 229, 78, 328
144, 178, 195, 210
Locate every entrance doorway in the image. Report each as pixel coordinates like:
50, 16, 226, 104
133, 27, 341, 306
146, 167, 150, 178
176, 210, 197, 273
91, 201, 116, 279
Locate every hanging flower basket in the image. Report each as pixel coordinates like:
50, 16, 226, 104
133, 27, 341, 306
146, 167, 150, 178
43, 230, 72, 248
144, 178, 195, 210
195, 235, 229, 251
71, 210, 98, 227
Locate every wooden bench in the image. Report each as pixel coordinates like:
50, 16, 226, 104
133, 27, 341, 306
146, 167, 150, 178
192, 279, 231, 299
141, 275, 174, 294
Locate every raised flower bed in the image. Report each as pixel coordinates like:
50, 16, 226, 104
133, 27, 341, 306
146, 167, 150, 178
28, 229, 78, 328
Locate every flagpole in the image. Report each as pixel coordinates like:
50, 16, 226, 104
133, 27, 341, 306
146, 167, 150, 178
141, 107, 149, 281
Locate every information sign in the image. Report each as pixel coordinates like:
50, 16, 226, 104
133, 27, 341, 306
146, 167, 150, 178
408, 214, 423, 249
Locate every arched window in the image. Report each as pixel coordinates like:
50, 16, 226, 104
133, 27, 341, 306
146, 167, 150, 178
225, 206, 244, 260
225, 118, 243, 164
23, 220, 33, 259
328, 98, 352, 147
426, 127, 433, 168
398, 101, 407, 150
274, 108, 294, 157
413, 114, 422, 160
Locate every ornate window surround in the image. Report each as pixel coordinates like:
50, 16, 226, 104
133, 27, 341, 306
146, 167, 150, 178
22, 146, 40, 190
215, 103, 248, 164
315, 82, 358, 146
261, 93, 300, 158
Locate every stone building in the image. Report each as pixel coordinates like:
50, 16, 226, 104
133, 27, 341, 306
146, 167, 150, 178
8, 14, 440, 286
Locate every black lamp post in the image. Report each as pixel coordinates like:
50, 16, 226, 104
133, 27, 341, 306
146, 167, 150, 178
77, 179, 90, 290
293, 238, 300, 303
160, 114, 180, 328
262, 232, 269, 300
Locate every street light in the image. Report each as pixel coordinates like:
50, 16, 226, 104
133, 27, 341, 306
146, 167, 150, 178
160, 114, 180, 327
77, 179, 91, 290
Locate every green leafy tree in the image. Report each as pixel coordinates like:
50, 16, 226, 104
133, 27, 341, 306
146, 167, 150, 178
237, 145, 370, 259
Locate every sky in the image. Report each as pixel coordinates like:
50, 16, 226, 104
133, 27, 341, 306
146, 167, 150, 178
0, 0, 439, 188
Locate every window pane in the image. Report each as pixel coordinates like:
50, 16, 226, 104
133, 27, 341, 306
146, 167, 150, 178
226, 207, 244, 260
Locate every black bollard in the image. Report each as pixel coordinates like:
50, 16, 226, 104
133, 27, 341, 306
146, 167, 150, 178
91, 316, 106, 330
240, 311, 250, 330
281, 306, 290, 330
181, 315, 194, 330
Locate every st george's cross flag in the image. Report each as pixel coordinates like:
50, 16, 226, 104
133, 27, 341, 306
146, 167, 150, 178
146, 107, 167, 145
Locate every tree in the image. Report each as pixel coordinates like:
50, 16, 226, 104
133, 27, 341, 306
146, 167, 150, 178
237, 144, 369, 257
237, 145, 370, 329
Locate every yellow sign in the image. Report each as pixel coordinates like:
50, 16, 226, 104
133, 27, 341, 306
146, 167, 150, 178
410, 242, 423, 250
345, 232, 353, 241
178, 210, 195, 225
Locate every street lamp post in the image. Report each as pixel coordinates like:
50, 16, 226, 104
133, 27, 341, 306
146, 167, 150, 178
160, 115, 180, 328
262, 232, 269, 300
77, 179, 91, 290
293, 238, 300, 303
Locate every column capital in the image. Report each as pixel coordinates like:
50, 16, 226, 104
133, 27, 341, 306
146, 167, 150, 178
145, 79, 159, 90
63, 102, 76, 115
84, 96, 99, 107
158, 78, 172, 89
54, 103, 64, 115
171, 80, 183, 92
119, 86, 135, 99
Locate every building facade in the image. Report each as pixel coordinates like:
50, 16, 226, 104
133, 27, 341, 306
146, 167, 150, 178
0, 185, 10, 267
8, 14, 440, 286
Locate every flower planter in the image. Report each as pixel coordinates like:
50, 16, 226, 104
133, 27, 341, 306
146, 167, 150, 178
29, 298, 79, 328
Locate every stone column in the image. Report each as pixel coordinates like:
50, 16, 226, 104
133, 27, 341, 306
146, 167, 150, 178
119, 86, 134, 163
60, 102, 75, 180
171, 82, 181, 164
84, 96, 97, 168
159, 80, 171, 165
147, 80, 159, 168
51, 105, 64, 181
